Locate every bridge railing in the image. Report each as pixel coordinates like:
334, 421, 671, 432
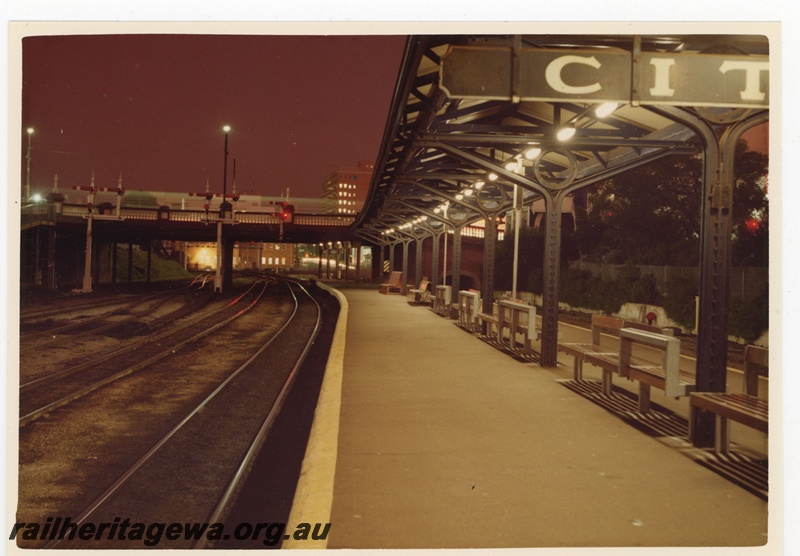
23, 204, 356, 227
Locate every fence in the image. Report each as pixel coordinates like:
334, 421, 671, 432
570, 261, 768, 302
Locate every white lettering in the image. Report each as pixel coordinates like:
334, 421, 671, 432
649, 58, 676, 97
718, 61, 769, 101
545, 55, 602, 95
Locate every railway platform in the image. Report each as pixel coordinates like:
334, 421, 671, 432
288, 285, 772, 550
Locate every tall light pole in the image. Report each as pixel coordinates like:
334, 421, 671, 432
221, 125, 231, 214
215, 125, 231, 293
25, 127, 34, 201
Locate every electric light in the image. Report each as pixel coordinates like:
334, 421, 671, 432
524, 147, 542, 160
557, 125, 576, 141
488, 173, 498, 181
594, 102, 618, 118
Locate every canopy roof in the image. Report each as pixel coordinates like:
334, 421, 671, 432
352, 34, 769, 242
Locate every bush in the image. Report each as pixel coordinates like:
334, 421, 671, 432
661, 276, 697, 329
728, 284, 769, 343
559, 268, 623, 314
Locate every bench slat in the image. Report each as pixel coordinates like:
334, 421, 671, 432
690, 392, 768, 433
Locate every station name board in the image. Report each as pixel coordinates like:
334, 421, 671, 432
440, 46, 769, 108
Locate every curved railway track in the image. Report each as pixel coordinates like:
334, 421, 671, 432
18, 276, 211, 323
19, 281, 212, 353
16, 277, 335, 550
19, 280, 267, 426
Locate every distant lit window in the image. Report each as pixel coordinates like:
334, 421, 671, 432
268, 257, 273, 264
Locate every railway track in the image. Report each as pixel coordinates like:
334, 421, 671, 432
19, 281, 266, 426
18, 276, 210, 323
19, 285, 212, 354
16, 277, 333, 550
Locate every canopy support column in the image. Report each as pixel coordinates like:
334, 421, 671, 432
651, 106, 768, 447
451, 226, 463, 295
431, 230, 442, 292
481, 216, 498, 333
414, 236, 424, 288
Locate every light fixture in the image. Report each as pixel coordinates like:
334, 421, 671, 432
524, 147, 542, 160
474, 180, 485, 189
505, 161, 518, 171
488, 173, 498, 181
455, 194, 464, 200
594, 102, 619, 118
434, 207, 441, 214
557, 125, 576, 141
463, 189, 473, 196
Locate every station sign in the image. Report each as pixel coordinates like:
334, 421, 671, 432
440, 46, 769, 109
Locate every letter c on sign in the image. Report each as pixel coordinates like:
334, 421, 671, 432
545, 55, 602, 95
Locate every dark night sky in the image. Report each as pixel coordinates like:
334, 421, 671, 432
21, 34, 407, 198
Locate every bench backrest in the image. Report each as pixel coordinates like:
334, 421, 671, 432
417, 279, 430, 292
619, 328, 682, 397
498, 299, 537, 340
590, 314, 625, 344
622, 320, 663, 334
458, 290, 481, 319
743, 345, 768, 396
385, 271, 402, 287
435, 285, 452, 307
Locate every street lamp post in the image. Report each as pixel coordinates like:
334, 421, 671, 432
25, 127, 34, 201
220, 125, 232, 219
215, 125, 231, 293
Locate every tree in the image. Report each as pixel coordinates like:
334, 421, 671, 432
574, 140, 768, 268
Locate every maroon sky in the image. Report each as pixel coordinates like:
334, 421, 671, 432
21, 34, 407, 198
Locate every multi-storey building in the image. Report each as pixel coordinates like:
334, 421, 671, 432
321, 160, 374, 215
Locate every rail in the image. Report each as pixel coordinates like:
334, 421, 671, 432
22, 203, 355, 227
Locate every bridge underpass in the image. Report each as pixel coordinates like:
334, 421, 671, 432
20, 202, 364, 292
349, 33, 769, 448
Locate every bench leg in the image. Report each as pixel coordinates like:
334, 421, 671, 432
601, 370, 613, 395
638, 383, 651, 413
715, 415, 731, 455
573, 358, 583, 381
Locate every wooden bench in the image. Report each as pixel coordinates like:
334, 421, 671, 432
619, 328, 695, 413
457, 290, 481, 329
478, 300, 499, 337
407, 279, 431, 304
558, 315, 625, 383
378, 271, 402, 294
558, 315, 665, 393
494, 299, 538, 355
433, 285, 452, 317
689, 345, 768, 454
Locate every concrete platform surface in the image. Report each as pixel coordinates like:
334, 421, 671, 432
295, 287, 773, 551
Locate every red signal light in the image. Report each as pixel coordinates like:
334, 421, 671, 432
744, 217, 760, 233
279, 203, 294, 223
